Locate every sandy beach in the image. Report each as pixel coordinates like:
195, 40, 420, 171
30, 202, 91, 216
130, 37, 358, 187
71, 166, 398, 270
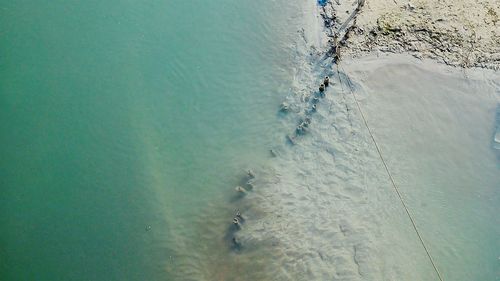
320, 0, 500, 70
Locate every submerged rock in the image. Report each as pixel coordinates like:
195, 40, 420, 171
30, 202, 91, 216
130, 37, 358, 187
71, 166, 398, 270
296, 124, 307, 135
279, 102, 290, 112
232, 236, 241, 248
245, 181, 254, 191
235, 186, 247, 193
324, 76, 330, 87
235, 210, 245, 222
232, 217, 241, 229
247, 170, 255, 179
319, 83, 325, 92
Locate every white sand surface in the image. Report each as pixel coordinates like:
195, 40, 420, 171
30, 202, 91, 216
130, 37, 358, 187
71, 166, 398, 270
343, 54, 500, 280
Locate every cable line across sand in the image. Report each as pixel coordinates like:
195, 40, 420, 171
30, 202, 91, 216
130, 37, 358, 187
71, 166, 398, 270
335, 63, 444, 281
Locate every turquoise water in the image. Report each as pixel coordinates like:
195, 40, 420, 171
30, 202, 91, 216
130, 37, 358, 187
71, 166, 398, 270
0, 0, 311, 279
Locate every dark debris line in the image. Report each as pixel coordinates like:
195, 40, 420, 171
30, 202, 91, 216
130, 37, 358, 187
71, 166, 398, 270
281, 0, 365, 145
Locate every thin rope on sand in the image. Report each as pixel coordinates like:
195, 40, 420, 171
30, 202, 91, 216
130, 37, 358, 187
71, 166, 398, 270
335, 63, 445, 281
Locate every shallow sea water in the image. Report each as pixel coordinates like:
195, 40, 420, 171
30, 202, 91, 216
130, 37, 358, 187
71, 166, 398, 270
0, 0, 319, 280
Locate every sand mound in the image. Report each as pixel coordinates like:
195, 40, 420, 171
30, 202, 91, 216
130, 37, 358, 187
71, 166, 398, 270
323, 0, 500, 70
